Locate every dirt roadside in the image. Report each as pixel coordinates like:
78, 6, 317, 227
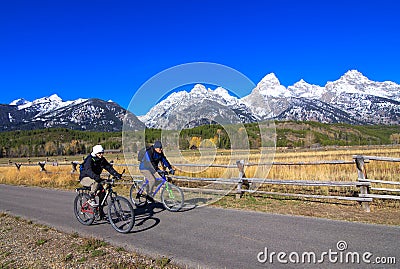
0, 213, 181, 269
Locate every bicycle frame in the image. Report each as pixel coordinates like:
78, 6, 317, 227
78, 182, 114, 215
137, 172, 170, 197
131, 170, 183, 211
99, 183, 113, 206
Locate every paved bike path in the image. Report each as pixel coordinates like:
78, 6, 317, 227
0, 184, 399, 269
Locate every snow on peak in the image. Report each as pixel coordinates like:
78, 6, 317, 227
288, 79, 324, 99
340, 70, 369, 83
293, 79, 309, 86
32, 94, 63, 105
190, 84, 208, 96
9, 98, 29, 106
325, 70, 400, 100
16, 94, 62, 111
214, 87, 231, 99
343, 69, 365, 78
13, 94, 88, 117
256, 73, 289, 98
261, 73, 279, 83
139, 83, 245, 126
48, 94, 63, 102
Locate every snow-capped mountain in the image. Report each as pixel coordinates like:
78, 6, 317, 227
139, 84, 257, 129
14, 94, 88, 118
323, 70, 400, 102
1, 95, 144, 131
2, 70, 399, 132
140, 70, 400, 129
240, 70, 400, 125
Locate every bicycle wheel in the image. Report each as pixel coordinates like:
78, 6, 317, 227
74, 192, 95, 225
108, 196, 135, 233
129, 181, 149, 207
161, 182, 184, 212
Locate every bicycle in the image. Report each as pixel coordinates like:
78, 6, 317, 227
74, 171, 135, 233
129, 170, 184, 212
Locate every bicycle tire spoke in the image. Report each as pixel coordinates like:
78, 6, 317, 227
74, 192, 95, 226
161, 183, 184, 212
108, 196, 134, 233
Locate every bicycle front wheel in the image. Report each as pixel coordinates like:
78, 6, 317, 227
74, 192, 95, 225
129, 182, 149, 208
108, 196, 135, 233
161, 183, 184, 212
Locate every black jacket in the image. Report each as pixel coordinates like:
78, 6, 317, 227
79, 154, 119, 182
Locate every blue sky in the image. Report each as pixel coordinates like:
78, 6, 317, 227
0, 0, 399, 115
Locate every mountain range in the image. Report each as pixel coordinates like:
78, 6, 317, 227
1, 94, 144, 131
140, 70, 400, 129
1, 70, 399, 131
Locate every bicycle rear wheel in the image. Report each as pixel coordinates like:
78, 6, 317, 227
129, 182, 149, 207
74, 192, 95, 225
108, 196, 135, 233
161, 182, 184, 212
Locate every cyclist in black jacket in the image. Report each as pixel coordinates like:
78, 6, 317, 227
80, 145, 122, 216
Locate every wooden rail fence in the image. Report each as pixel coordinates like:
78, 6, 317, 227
2, 155, 399, 212
353, 155, 400, 211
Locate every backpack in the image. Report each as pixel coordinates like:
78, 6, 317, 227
79, 155, 91, 174
137, 147, 150, 162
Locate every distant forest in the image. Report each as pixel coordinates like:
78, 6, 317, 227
0, 121, 399, 158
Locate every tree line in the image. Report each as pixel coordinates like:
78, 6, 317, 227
0, 122, 399, 158
0, 128, 121, 158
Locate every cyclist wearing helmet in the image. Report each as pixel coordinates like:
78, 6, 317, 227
139, 141, 175, 201
79, 145, 122, 217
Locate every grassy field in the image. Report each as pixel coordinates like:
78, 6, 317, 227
1, 145, 399, 225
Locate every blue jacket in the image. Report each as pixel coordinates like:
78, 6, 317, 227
139, 146, 172, 172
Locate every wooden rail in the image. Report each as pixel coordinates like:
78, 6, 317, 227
353, 155, 400, 210
2, 155, 399, 212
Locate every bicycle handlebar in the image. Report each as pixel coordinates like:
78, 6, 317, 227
103, 169, 125, 184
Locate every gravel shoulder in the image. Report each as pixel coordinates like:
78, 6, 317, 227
0, 212, 180, 269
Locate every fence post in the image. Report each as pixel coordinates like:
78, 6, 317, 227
236, 160, 249, 199
354, 155, 370, 212
71, 161, 79, 173
38, 161, 46, 172
15, 163, 22, 171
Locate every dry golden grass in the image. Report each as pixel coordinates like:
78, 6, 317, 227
0, 165, 79, 189
1, 145, 400, 225
1, 145, 399, 187
168, 145, 400, 182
